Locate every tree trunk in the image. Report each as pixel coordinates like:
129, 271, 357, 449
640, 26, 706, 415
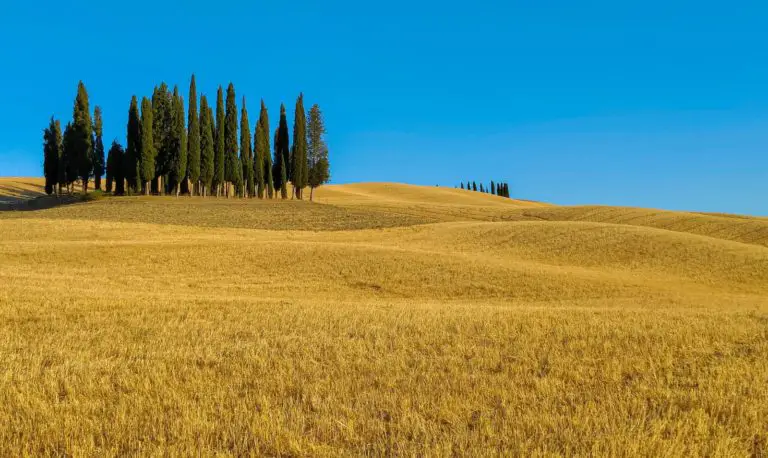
82, 180, 88, 194
310, 187, 314, 201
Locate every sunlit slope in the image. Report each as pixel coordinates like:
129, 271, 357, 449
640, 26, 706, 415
2, 217, 766, 302
2, 178, 766, 245
508, 206, 768, 248
0, 177, 45, 203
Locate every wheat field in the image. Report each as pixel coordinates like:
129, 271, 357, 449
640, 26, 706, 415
1, 178, 767, 456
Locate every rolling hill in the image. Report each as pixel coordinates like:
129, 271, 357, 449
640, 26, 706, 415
0, 177, 766, 455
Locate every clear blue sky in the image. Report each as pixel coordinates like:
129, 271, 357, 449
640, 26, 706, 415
1, 0, 766, 214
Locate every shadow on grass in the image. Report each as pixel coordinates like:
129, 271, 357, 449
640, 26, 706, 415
0, 194, 83, 212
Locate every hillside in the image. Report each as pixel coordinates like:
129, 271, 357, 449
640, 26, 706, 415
1, 177, 767, 455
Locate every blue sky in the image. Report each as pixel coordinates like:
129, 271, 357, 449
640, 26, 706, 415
1, 0, 766, 214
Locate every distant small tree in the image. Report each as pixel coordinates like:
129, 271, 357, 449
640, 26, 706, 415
307, 104, 329, 200
92, 106, 105, 190
491, 181, 495, 195
479, 183, 484, 193
43, 117, 62, 195
460, 182, 464, 190
472, 181, 477, 192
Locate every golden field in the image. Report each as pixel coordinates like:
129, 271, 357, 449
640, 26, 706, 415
1, 177, 767, 456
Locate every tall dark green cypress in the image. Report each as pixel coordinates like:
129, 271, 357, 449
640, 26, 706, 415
125, 96, 141, 193
106, 140, 125, 194
168, 86, 187, 196
187, 75, 201, 195
199, 95, 215, 197
273, 104, 289, 199
224, 83, 239, 197
213, 86, 225, 196
291, 93, 308, 199
73, 81, 93, 193
491, 180, 496, 195
152, 83, 172, 193
240, 97, 254, 197
139, 97, 155, 194
307, 104, 330, 201
92, 106, 105, 190
43, 117, 61, 195
256, 100, 272, 198
62, 122, 78, 192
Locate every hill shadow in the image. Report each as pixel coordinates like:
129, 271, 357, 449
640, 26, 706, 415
0, 194, 81, 212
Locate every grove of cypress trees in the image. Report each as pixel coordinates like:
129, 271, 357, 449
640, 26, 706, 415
168, 86, 187, 196
240, 97, 254, 197
152, 83, 172, 194
307, 104, 329, 201
224, 83, 238, 197
199, 95, 214, 197
213, 86, 225, 197
291, 93, 308, 199
92, 106, 105, 190
106, 140, 125, 194
140, 97, 155, 195
43, 117, 61, 195
273, 104, 290, 199
73, 82, 93, 193
256, 100, 272, 198
187, 75, 201, 196
125, 96, 141, 193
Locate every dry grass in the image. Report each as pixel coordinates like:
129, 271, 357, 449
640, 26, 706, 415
1, 178, 767, 456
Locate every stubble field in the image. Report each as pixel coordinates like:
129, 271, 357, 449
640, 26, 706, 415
1, 178, 767, 456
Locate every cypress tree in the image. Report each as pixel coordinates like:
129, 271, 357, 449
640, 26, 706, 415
273, 104, 290, 199
43, 117, 61, 195
168, 86, 187, 196
253, 105, 264, 198
140, 97, 155, 194
92, 106, 105, 190
472, 181, 477, 192
152, 83, 172, 194
187, 75, 201, 195
199, 95, 214, 197
491, 181, 495, 195
62, 122, 78, 192
213, 86, 225, 196
72, 82, 93, 193
460, 182, 464, 190
307, 104, 329, 201
256, 100, 273, 198
224, 83, 238, 197
125, 96, 141, 193
106, 140, 125, 194
240, 97, 254, 197
292, 93, 308, 199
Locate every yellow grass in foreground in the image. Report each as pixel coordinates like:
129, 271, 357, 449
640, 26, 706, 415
1, 178, 767, 456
